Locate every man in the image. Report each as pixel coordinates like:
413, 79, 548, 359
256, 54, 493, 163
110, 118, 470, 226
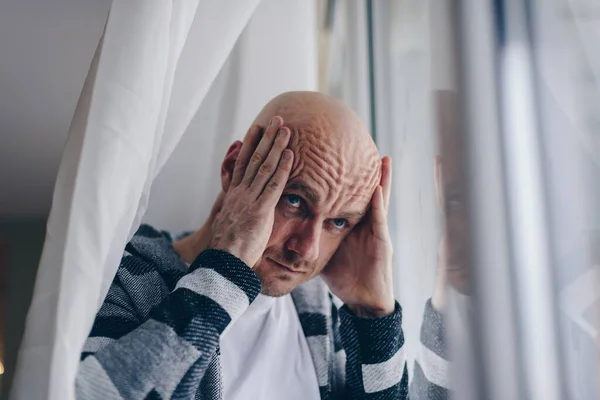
76, 91, 409, 399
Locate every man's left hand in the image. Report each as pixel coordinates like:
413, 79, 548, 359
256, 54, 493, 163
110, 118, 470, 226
321, 156, 395, 318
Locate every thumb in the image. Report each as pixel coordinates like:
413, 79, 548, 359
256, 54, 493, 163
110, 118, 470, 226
210, 191, 226, 217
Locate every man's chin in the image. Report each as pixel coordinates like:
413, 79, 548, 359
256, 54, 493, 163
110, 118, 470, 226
259, 279, 295, 297
254, 259, 305, 297
260, 287, 291, 297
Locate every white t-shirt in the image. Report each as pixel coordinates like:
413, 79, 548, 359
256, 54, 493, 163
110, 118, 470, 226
220, 294, 321, 400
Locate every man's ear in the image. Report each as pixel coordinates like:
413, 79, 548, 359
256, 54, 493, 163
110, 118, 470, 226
221, 141, 243, 192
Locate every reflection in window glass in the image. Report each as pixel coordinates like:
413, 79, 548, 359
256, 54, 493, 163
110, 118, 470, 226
319, 0, 599, 398
532, 0, 600, 398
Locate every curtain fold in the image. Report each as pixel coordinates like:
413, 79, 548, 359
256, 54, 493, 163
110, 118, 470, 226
142, 0, 318, 232
10, 1, 262, 399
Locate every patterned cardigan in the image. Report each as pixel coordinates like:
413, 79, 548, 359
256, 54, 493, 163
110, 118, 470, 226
76, 225, 446, 399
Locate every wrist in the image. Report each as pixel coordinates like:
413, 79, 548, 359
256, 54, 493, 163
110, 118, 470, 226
348, 300, 395, 318
173, 231, 209, 264
431, 285, 446, 312
209, 241, 241, 259
431, 268, 448, 312
208, 238, 253, 268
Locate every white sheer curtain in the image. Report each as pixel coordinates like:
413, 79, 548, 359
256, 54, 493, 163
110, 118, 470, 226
10, 1, 316, 399
144, 0, 317, 231
532, 0, 600, 397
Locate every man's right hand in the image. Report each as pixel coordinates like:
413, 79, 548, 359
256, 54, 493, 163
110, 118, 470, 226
209, 117, 293, 268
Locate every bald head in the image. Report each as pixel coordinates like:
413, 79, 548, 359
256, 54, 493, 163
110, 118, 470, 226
253, 91, 367, 138
253, 91, 381, 204
253, 91, 374, 151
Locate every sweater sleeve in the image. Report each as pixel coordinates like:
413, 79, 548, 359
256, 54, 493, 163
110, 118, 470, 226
338, 301, 409, 399
409, 299, 450, 399
76, 248, 260, 400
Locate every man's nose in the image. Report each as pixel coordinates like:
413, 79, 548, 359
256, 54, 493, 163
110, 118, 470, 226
285, 221, 321, 263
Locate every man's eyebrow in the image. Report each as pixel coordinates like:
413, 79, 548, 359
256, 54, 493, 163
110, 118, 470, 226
336, 210, 366, 220
285, 181, 320, 204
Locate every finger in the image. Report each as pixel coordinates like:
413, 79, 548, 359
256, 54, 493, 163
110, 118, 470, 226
260, 149, 294, 206
433, 156, 445, 213
210, 191, 226, 217
250, 127, 291, 195
242, 116, 284, 185
381, 157, 392, 213
231, 125, 262, 187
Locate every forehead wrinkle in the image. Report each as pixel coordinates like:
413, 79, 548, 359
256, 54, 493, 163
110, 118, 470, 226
362, 158, 381, 194
291, 129, 344, 195
286, 143, 378, 218
303, 167, 337, 204
303, 147, 342, 186
292, 125, 341, 163
290, 134, 379, 218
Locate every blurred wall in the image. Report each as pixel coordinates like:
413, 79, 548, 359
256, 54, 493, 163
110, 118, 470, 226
0, 218, 46, 400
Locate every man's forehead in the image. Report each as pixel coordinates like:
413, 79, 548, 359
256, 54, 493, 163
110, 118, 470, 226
284, 178, 372, 219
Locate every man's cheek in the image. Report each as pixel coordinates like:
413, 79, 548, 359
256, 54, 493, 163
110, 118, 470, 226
267, 211, 293, 246
318, 238, 343, 269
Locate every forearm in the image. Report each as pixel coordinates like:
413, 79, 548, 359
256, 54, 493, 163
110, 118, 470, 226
339, 301, 409, 399
76, 249, 260, 400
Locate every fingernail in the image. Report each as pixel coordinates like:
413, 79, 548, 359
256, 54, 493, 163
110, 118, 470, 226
283, 150, 292, 160
278, 128, 288, 138
271, 117, 281, 127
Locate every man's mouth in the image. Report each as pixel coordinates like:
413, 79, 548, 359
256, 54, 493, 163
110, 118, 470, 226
267, 258, 303, 275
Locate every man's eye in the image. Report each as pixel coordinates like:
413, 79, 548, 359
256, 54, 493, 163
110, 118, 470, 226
449, 199, 461, 208
331, 218, 347, 229
285, 194, 302, 208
